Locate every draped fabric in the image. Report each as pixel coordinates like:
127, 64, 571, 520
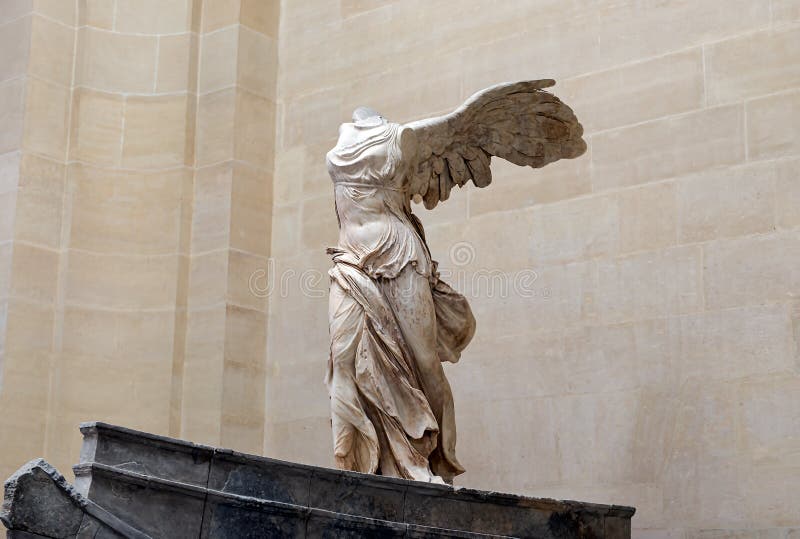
325, 120, 475, 482
327, 120, 432, 280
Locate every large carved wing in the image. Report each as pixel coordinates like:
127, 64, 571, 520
404, 80, 586, 209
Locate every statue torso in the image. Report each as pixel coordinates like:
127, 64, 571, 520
326, 121, 432, 280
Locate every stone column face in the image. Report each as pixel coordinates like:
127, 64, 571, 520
182, 0, 277, 454
0, 0, 279, 479
0, 0, 75, 483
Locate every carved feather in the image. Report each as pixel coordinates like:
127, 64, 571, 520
439, 160, 453, 201
404, 79, 586, 208
445, 152, 468, 186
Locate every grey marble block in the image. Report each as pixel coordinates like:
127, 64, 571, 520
3, 422, 635, 538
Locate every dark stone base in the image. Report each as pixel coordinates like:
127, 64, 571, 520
2, 422, 634, 538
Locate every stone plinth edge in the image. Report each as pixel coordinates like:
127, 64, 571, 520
1, 458, 152, 539
2, 422, 635, 538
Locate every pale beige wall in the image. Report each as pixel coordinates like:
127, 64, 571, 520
180, 0, 278, 454
0, 0, 76, 486
268, 1, 800, 537
0, 0, 278, 484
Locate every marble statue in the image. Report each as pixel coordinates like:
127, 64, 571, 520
325, 80, 586, 484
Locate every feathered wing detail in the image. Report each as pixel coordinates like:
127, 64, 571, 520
404, 80, 586, 209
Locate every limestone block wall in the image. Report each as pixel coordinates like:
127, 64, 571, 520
0, 0, 77, 487
268, 1, 800, 537
0, 0, 278, 484
180, 0, 278, 454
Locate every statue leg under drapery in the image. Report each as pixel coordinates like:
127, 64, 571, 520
326, 261, 470, 483
379, 265, 464, 483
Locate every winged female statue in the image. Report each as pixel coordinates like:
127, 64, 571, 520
325, 80, 586, 484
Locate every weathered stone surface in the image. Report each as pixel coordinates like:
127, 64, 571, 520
305, 509, 408, 539
1, 459, 147, 539
199, 494, 308, 539
604, 516, 631, 539
1, 422, 636, 538
73, 463, 207, 539
404, 485, 624, 538
7, 531, 60, 539
2, 460, 85, 537
79, 419, 213, 488
308, 468, 407, 522
209, 447, 311, 505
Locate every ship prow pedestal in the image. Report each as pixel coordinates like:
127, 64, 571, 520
2, 422, 635, 538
